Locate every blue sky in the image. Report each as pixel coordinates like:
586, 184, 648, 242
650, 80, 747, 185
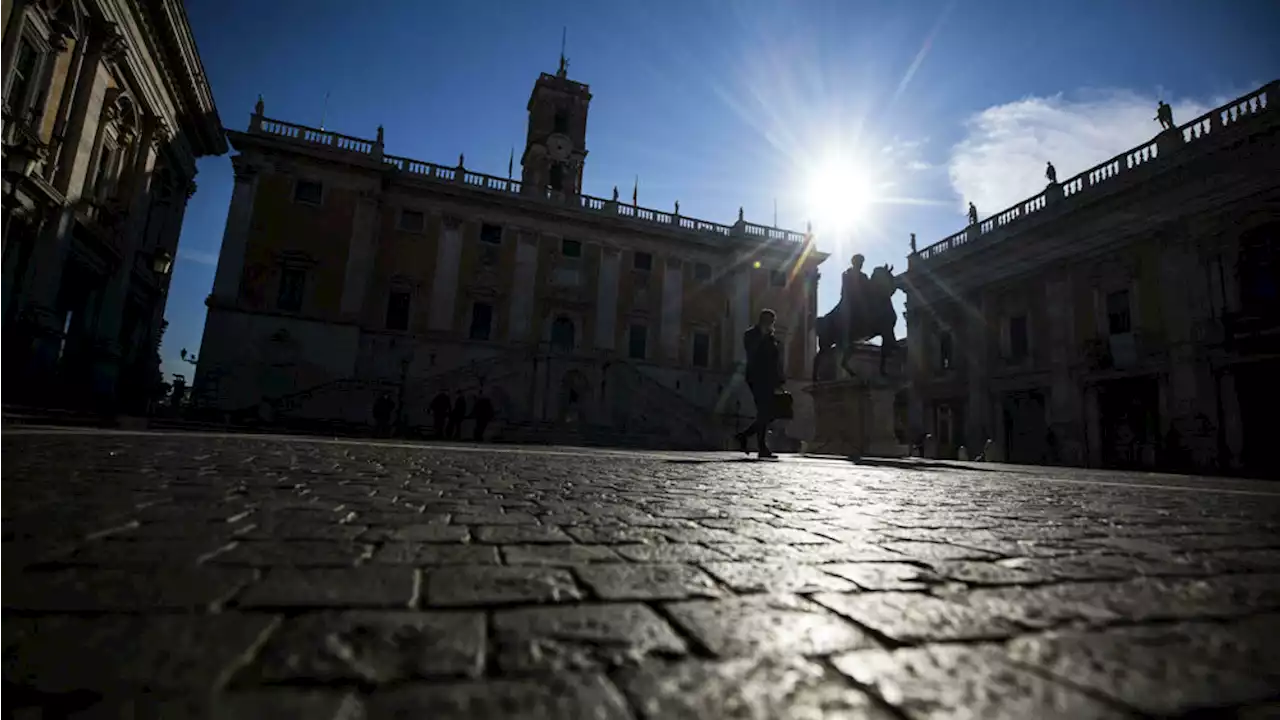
165, 0, 1279, 379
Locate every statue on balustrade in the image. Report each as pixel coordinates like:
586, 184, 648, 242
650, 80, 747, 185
909, 233, 917, 255
1045, 161, 1057, 185
1155, 101, 1175, 131
813, 254, 899, 381
967, 202, 979, 226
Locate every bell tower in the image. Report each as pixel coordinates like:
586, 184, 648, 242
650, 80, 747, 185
521, 51, 591, 198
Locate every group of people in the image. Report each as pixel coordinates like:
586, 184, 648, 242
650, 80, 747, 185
371, 390, 496, 441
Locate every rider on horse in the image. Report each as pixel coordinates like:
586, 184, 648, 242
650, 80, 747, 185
840, 254, 871, 344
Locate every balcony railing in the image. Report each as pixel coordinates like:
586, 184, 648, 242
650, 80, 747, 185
916, 81, 1276, 265
248, 114, 809, 246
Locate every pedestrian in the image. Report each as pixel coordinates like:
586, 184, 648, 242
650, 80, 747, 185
734, 309, 784, 459
473, 393, 495, 441
373, 392, 394, 437
429, 391, 451, 438
447, 393, 467, 440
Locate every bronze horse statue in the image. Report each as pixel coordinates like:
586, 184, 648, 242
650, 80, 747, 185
813, 264, 899, 381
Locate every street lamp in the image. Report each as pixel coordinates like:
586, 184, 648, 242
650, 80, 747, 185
149, 248, 173, 276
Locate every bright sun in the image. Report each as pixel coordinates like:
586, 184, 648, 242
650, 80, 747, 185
803, 160, 876, 233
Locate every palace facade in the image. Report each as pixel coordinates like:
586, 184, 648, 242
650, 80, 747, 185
193, 62, 827, 448
2, 0, 224, 412
902, 81, 1279, 478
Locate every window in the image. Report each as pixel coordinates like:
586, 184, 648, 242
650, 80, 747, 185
561, 239, 582, 258
5, 37, 43, 121
469, 302, 493, 340
549, 164, 564, 192
550, 316, 575, 352
634, 252, 652, 271
628, 324, 647, 359
694, 262, 712, 281
770, 270, 787, 287
554, 109, 569, 134
939, 331, 953, 371
399, 209, 424, 232
1106, 290, 1131, 335
692, 332, 710, 368
1008, 315, 1029, 361
277, 268, 305, 311
294, 179, 322, 205
385, 291, 410, 331
91, 142, 120, 200
480, 223, 503, 244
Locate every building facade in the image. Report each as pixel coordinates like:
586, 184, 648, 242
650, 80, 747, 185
2, 0, 224, 411
193, 63, 828, 448
902, 81, 1279, 477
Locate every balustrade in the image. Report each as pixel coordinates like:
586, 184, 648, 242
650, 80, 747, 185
915, 81, 1276, 265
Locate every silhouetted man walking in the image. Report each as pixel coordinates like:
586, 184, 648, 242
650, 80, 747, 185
430, 391, 451, 438
473, 394, 495, 441
447, 394, 467, 440
735, 309, 784, 459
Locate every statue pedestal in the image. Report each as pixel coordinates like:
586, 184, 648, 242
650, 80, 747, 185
804, 378, 906, 458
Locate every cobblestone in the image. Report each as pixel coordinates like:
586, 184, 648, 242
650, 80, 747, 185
4, 428, 1279, 717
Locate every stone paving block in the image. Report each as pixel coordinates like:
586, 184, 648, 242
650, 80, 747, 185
235, 522, 371, 541
831, 644, 1131, 719
362, 673, 633, 719
3, 614, 279, 693
787, 543, 908, 564
210, 540, 375, 567
662, 527, 756, 544
575, 563, 724, 600
2, 566, 254, 612
1004, 616, 1280, 715
665, 594, 879, 657
473, 524, 572, 543
450, 511, 540, 525
237, 568, 418, 608
501, 544, 622, 565
812, 591, 1024, 643
207, 691, 365, 720
389, 524, 470, 542
701, 562, 860, 593
371, 543, 500, 565
879, 540, 1003, 561
564, 526, 670, 544
614, 543, 729, 563
704, 543, 801, 562
62, 538, 239, 566
493, 602, 687, 672
237, 611, 485, 684
823, 562, 941, 590
619, 656, 895, 720
425, 566, 583, 606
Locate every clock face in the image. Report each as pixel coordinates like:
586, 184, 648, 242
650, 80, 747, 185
547, 133, 572, 161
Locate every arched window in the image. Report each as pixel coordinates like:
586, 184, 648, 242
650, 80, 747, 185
550, 316, 575, 353
90, 93, 138, 202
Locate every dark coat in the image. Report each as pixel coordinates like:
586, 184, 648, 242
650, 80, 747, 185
430, 393, 451, 417
743, 325, 783, 389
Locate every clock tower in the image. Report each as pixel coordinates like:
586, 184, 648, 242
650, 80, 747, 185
521, 55, 591, 198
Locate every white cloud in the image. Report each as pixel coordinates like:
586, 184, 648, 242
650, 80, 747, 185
178, 248, 219, 266
948, 89, 1219, 216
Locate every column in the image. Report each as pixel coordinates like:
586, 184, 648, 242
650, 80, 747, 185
731, 269, 750, 363
594, 247, 620, 349
428, 216, 463, 331
660, 258, 682, 361
965, 291, 991, 447
905, 303, 925, 436
338, 190, 380, 320
210, 156, 259, 302
803, 272, 818, 380
508, 232, 540, 342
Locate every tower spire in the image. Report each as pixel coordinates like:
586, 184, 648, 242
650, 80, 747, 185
557, 26, 568, 77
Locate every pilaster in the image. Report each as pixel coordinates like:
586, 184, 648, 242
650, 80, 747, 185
428, 215, 463, 331
660, 257, 683, 361
593, 246, 620, 349
210, 156, 259, 302
509, 231, 540, 342
338, 190, 380, 320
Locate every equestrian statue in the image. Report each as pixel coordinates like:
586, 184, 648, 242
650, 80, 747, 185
812, 253, 900, 381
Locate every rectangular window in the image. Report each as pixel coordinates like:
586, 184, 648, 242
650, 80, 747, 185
5, 38, 41, 119
939, 331, 953, 371
293, 179, 323, 205
554, 109, 569, 135
277, 268, 305, 311
1106, 290, 1131, 335
770, 269, 787, 287
561, 238, 582, 258
692, 332, 710, 368
634, 252, 652, 271
469, 302, 493, 340
1008, 315, 1028, 361
385, 291, 410, 331
694, 262, 712, 281
399, 209, 424, 232
92, 142, 119, 200
480, 223, 503, 244
628, 324, 647, 359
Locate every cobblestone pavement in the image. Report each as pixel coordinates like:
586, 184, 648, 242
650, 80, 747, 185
4, 427, 1280, 719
